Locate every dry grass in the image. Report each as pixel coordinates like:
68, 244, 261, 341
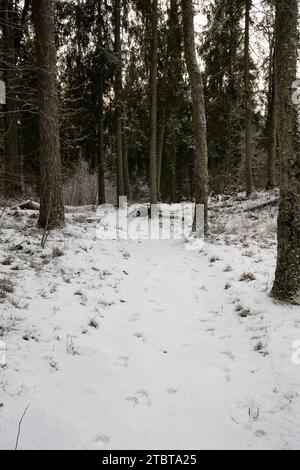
0, 277, 14, 294
52, 246, 64, 258
63, 160, 98, 206
88, 318, 99, 329
239, 272, 256, 282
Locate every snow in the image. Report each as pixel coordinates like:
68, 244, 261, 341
0, 192, 300, 450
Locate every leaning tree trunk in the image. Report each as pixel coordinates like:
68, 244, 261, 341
114, 0, 125, 203
244, 0, 253, 197
272, 0, 300, 304
32, 0, 64, 229
2, 0, 21, 197
149, 0, 158, 213
182, 0, 209, 229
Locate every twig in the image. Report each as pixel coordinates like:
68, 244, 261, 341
15, 403, 31, 451
0, 205, 8, 226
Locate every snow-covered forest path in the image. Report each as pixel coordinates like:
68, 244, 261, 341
1, 202, 300, 450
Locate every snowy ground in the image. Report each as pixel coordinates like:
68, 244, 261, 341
1, 191, 300, 450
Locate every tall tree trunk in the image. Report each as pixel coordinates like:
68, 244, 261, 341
123, 123, 131, 201
97, 0, 105, 205
266, 43, 277, 190
272, 0, 300, 304
244, 0, 253, 197
157, 110, 166, 200
2, 0, 21, 197
170, 127, 177, 202
32, 0, 65, 229
114, 0, 124, 202
98, 73, 106, 205
156, 4, 171, 201
149, 0, 158, 212
182, 0, 209, 229
224, 2, 234, 193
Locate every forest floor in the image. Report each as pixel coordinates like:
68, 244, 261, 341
1, 190, 300, 450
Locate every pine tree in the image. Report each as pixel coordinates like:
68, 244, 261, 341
202, 0, 245, 193
182, 0, 209, 228
32, 0, 65, 228
149, 0, 158, 212
114, 0, 125, 202
96, 0, 106, 205
272, 0, 300, 304
244, 0, 254, 197
1, 0, 21, 197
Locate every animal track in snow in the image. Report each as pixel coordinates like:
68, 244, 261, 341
221, 350, 236, 361
167, 388, 178, 394
222, 367, 231, 383
93, 435, 111, 448
205, 328, 215, 335
255, 430, 267, 438
116, 356, 129, 368
127, 390, 151, 407
134, 332, 146, 343
129, 313, 140, 322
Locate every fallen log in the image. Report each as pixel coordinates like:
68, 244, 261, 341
13, 200, 40, 211
244, 198, 279, 212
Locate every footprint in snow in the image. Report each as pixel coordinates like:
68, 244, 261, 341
255, 430, 267, 438
167, 388, 178, 395
116, 356, 129, 368
129, 313, 140, 322
222, 367, 231, 383
134, 333, 146, 343
221, 351, 236, 361
205, 328, 215, 335
93, 435, 111, 448
127, 390, 151, 407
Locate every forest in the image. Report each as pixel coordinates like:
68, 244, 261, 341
0, 0, 300, 452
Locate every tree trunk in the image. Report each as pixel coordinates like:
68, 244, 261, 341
149, 0, 158, 212
266, 43, 277, 190
181, 0, 209, 229
123, 124, 131, 201
244, 0, 253, 197
97, 0, 105, 205
2, 0, 21, 197
32, 0, 65, 229
272, 0, 300, 304
157, 107, 166, 201
98, 73, 106, 205
114, 0, 124, 203
170, 128, 177, 202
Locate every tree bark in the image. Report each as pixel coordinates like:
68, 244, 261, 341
181, 0, 209, 229
157, 110, 166, 200
97, 0, 105, 205
170, 127, 177, 202
272, 0, 300, 304
244, 0, 253, 197
32, 0, 65, 229
149, 0, 158, 212
114, 0, 124, 203
123, 123, 131, 201
266, 44, 277, 190
2, 0, 21, 197
98, 73, 106, 205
